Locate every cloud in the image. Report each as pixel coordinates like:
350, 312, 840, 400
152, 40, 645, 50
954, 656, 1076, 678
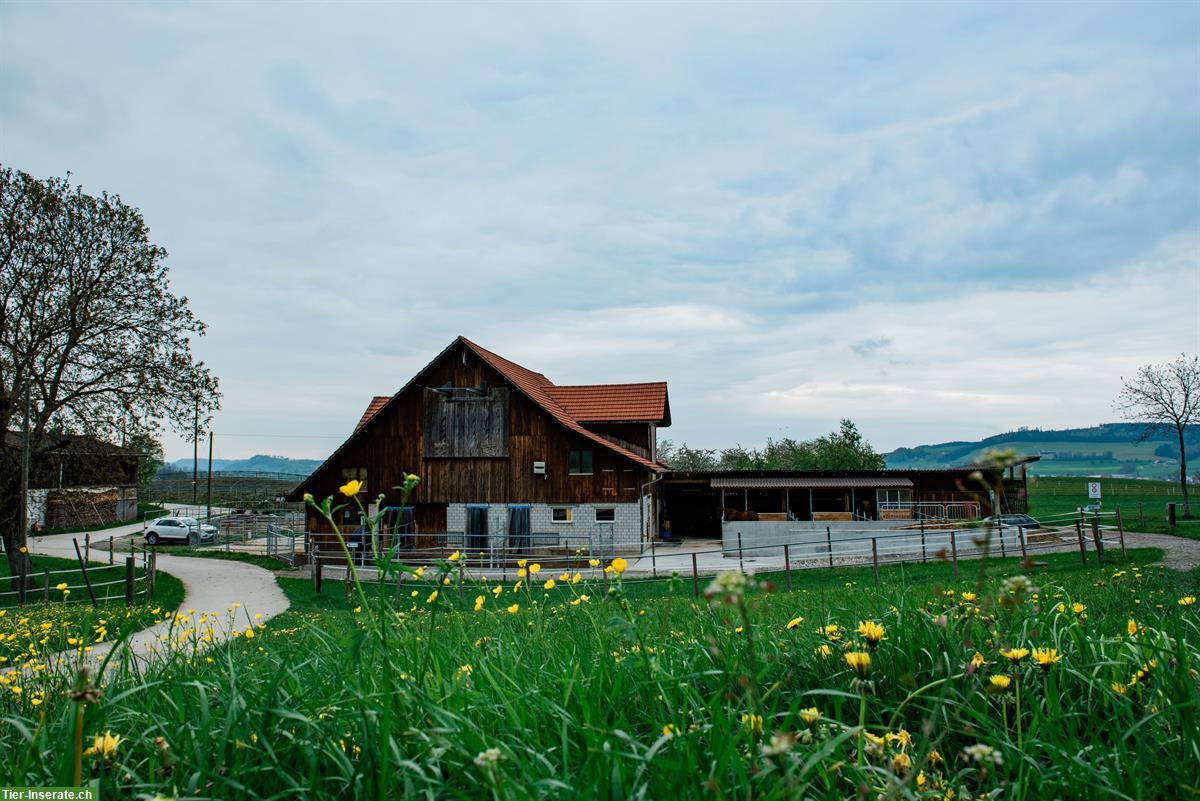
0, 2, 1196, 460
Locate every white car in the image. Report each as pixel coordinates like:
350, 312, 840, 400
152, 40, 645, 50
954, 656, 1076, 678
144, 517, 217, 545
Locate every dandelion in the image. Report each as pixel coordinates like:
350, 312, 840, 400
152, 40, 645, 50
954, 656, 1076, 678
740, 713, 763, 735
1111, 681, 1128, 695
339, 479, 363, 498
1072, 602, 1086, 614
987, 675, 1012, 692
786, 617, 804, 630
83, 731, 124, 759
1031, 647, 1061, 670
507, 604, 519, 614
1179, 596, 1196, 606
662, 723, 678, 738
844, 651, 872, 676
1127, 619, 1139, 636
856, 620, 886, 648
474, 595, 485, 612
799, 707, 821, 726
1000, 647, 1029, 663
970, 652, 986, 668
815, 644, 833, 658
821, 624, 843, 641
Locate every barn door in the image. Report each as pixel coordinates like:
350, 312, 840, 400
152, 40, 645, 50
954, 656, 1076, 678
466, 506, 489, 552
507, 505, 531, 554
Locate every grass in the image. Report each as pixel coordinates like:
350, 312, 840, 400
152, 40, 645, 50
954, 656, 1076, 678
163, 547, 301, 572
3, 545, 1197, 799
1028, 475, 1199, 538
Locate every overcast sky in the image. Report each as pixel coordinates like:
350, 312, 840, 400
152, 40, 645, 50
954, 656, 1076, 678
2, 2, 1198, 462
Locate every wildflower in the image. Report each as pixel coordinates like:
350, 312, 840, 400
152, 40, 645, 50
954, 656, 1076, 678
244, 627, 255, 639
1179, 596, 1196, 606
704, 570, 752, 603
84, 731, 124, 759
559, 572, 570, 581
1111, 681, 1128, 695
962, 743, 1003, 766
474, 747, 503, 768
761, 732, 797, 757
55, 583, 68, 592
474, 595, 485, 612
18, 546, 27, 554
786, 617, 804, 630
448, 550, 461, 562
414, 566, 425, 578
987, 675, 1012, 692
799, 706, 821, 726
516, 559, 528, 568
543, 579, 556, 590
572, 572, 582, 583
1072, 602, 1086, 614
339, 479, 363, 498
1127, 619, 1139, 637
740, 713, 763, 735
970, 652, 986, 668
1001, 575, 1036, 598
662, 723, 679, 738
856, 620, 886, 648
456, 664, 472, 676
1000, 647, 1029, 663
844, 651, 872, 676
588, 558, 600, 567
961, 592, 977, 602
1031, 647, 1061, 670
821, 624, 843, 641
815, 644, 833, 658
610, 557, 627, 574
426, 590, 438, 604
507, 604, 519, 614
517, 568, 527, 578
492, 585, 503, 597
892, 751, 913, 774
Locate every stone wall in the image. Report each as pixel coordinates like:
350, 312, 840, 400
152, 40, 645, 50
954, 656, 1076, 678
447, 502, 642, 553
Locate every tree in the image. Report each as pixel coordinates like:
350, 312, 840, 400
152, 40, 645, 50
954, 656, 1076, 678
0, 166, 220, 580
1115, 354, 1198, 517
656, 440, 718, 470
660, 420, 886, 472
124, 430, 165, 497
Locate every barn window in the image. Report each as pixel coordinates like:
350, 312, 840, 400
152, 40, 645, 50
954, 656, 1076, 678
551, 507, 573, 523
568, 450, 593, 475
594, 507, 616, 523
340, 467, 368, 492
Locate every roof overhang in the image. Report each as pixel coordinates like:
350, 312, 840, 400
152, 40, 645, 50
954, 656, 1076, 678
710, 476, 914, 489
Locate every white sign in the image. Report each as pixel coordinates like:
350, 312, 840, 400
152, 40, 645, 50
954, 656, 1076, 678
1087, 481, 1102, 500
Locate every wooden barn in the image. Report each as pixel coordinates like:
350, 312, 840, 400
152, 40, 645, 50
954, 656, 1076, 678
288, 337, 672, 557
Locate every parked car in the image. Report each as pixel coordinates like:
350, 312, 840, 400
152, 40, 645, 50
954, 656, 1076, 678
143, 516, 217, 545
982, 513, 1041, 530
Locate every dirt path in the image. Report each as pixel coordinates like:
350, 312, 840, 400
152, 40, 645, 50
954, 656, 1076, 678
1120, 531, 1200, 572
26, 521, 290, 671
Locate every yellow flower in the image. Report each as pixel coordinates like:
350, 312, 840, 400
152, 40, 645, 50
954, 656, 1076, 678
529, 563, 541, 574
559, 572, 570, 581
856, 620, 886, 647
517, 559, 528, 568
815, 644, 833, 658
1127, 619, 1139, 637
491, 585, 503, 597
244, 627, 255, 639
662, 723, 678, 738
1179, 596, 1196, 606
588, 558, 600, 567
572, 572, 582, 584
426, 590, 438, 604
543, 579, 556, 590
1031, 647, 1061, 670
18, 546, 27, 554
786, 617, 804, 630
1072, 602, 1086, 614
448, 550, 461, 562
84, 731, 123, 759
1000, 647, 1029, 663
610, 557, 627, 574
413, 567, 425, 578
799, 707, 820, 726
55, 583, 68, 592
970, 652, 986, 668
988, 675, 1012, 692
1111, 681, 1128, 695
339, 479, 363, 498
961, 592, 977, 602
821, 624, 843, 641
740, 713, 763, 735
844, 651, 872, 676
507, 604, 519, 614
517, 568, 527, 578
474, 595, 485, 612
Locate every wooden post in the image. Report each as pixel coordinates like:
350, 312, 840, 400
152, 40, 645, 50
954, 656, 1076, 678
920, 521, 927, 564
84, 532, 90, 556
42, 568, 50, 602
650, 536, 658, 579
1138, 502, 1144, 527
109, 536, 115, 565
949, 530, 959, 580
457, 560, 464, 604
783, 543, 793, 592
1074, 521, 1087, 565
1115, 507, 1127, 557
1167, 503, 1177, 529
72, 539, 97, 607
17, 558, 27, 605
997, 524, 1006, 559
125, 556, 135, 605
1018, 526, 1028, 562
1091, 517, 1104, 564
737, 531, 745, 574
690, 552, 699, 598
871, 538, 880, 586
148, 549, 157, 596
826, 526, 833, 569
313, 545, 323, 594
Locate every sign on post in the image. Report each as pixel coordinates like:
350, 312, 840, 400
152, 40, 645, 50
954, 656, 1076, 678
1087, 482, 1102, 500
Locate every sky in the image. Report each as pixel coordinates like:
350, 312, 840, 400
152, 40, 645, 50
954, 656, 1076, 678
2, 2, 1198, 463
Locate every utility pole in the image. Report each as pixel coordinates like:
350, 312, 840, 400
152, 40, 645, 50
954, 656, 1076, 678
192, 397, 199, 505
18, 382, 31, 552
206, 431, 213, 524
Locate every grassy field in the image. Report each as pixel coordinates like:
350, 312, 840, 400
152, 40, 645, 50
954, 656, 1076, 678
2, 546, 1197, 799
1028, 475, 1199, 537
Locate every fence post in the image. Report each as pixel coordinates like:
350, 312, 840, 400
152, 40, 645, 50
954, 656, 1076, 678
1091, 517, 1104, 564
43, 568, 50, 602
1138, 502, 1144, 527
457, 560, 464, 604
313, 545, 323, 594
997, 524, 1006, 559
125, 556, 135, 606
1115, 507, 1127, 557
109, 536, 115, 565
650, 536, 658, 579
920, 521, 927, 564
1074, 521, 1087, 565
17, 558, 27, 606
826, 526, 833, 569
783, 543, 793, 592
148, 549, 157, 596
949, 530, 959, 580
737, 531, 745, 574
871, 538, 880, 586
690, 552, 699, 599
1018, 526, 1028, 562
84, 532, 90, 556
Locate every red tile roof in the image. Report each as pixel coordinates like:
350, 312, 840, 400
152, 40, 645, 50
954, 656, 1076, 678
545, 383, 669, 425
355, 396, 391, 431
340, 337, 670, 479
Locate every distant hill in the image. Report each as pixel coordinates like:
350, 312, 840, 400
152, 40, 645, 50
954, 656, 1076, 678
885, 423, 1199, 480
160, 454, 322, 477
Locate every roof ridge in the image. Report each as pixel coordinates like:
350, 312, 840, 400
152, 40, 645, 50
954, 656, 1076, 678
548, 382, 667, 389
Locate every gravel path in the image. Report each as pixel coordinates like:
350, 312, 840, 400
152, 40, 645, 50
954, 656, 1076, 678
1120, 531, 1200, 572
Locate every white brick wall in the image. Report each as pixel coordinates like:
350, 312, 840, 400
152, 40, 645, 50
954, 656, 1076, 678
446, 502, 642, 552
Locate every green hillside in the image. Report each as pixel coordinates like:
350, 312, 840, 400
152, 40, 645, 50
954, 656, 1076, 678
886, 423, 1197, 480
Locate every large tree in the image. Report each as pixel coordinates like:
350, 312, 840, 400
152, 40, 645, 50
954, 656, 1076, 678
1115, 354, 1198, 518
659, 419, 886, 472
0, 165, 220, 579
